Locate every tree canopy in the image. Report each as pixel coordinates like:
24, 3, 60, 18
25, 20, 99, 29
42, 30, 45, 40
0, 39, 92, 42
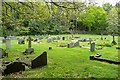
1, 1, 119, 36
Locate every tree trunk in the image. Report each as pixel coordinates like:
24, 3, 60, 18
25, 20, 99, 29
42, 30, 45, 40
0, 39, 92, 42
112, 35, 117, 45
101, 33, 103, 40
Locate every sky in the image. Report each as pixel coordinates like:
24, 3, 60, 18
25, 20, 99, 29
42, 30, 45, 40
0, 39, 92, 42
3, 0, 120, 6
81, 0, 120, 6
95, 0, 120, 6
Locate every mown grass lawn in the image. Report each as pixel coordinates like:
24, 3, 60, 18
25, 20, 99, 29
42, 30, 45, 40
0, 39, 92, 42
1, 34, 119, 78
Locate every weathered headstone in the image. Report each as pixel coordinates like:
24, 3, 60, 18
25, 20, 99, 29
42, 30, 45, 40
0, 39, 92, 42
10, 36, 17, 40
52, 37, 57, 41
0, 66, 2, 77
3, 62, 25, 75
68, 42, 74, 48
80, 38, 87, 42
59, 43, 68, 47
39, 37, 43, 40
69, 36, 72, 40
74, 41, 79, 47
28, 36, 31, 48
57, 36, 61, 40
6, 38, 11, 50
49, 47, 52, 50
74, 36, 80, 38
0, 37, 3, 40
2, 38, 6, 43
0, 48, 8, 58
18, 39, 25, 44
62, 37, 65, 40
31, 51, 47, 69
90, 42, 95, 52
47, 38, 52, 43
33, 38, 38, 42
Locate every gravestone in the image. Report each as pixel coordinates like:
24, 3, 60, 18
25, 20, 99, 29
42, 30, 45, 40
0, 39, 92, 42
0, 48, 8, 58
49, 47, 52, 50
59, 43, 68, 47
10, 36, 17, 40
2, 38, 6, 43
33, 38, 38, 42
80, 38, 87, 42
31, 51, 47, 69
52, 37, 57, 41
23, 36, 34, 54
6, 38, 11, 50
68, 42, 74, 48
47, 38, 52, 43
74, 36, 80, 38
0, 37, 3, 40
69, 36, 72, 40
22, 36, 26, 40
90, 42, 95, 52
62, 37, 65, 40
57, 36, 61, 40
18, 39, 25, 44
3, 62, 25, 75
39, 37, 43, 40
0, 66, 2, 76
74, 41, 79, 47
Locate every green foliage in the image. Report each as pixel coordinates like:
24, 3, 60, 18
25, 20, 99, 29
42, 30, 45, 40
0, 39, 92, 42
22, 19, 29, 27
1, 2, 118, 36
29, 20, 43, 35
102, 3, 113, 13
80, 4, 107, 33
106, 8, 119, 35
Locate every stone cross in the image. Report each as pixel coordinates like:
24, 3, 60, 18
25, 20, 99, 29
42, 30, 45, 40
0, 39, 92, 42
28, 36, 32, 48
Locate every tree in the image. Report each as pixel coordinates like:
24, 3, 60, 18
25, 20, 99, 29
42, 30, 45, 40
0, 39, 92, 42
80, 4, 107, 34
102, 3, 113, 14
106, 8, 119, 45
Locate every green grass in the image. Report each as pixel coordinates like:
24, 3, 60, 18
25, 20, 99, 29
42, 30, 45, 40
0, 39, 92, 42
1, 34, 119, 78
